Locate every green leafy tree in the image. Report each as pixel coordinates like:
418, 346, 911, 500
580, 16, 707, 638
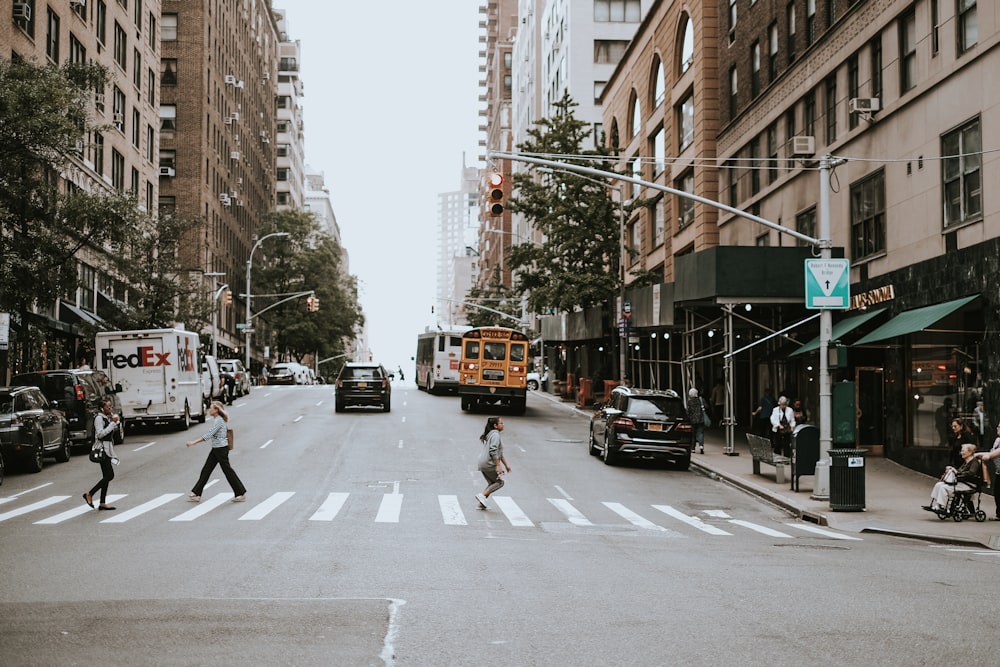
507, 93, 622, 314
465, 281, 524, 329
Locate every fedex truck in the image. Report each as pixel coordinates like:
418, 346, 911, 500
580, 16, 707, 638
95, 328, 207, 430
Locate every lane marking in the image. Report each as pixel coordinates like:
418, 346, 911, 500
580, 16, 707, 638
653, 505, 733, 536
0, 496, 71, 522
439, 495, 467, 525
375, 494, 403, 523
492, 495, 533, 527
309, 492, 349, 521
784, 523, 863, 540
548, 498, 592, 526
728, 519, 793, 538
0, 482, 54, 505
238, 492, 295, 520
101, 493, 184, 523
704, 509, 731, 518
401, 416, 406, 423
170, 493, 234, 521
315, 401, 324, 407
398, 439, 404, 449
260, 439, 274, 449
35, 495, 128, 524
602, 502, 671, 532
554, 485, 573, 501
292, 415, 304, 423
133, 441, 156, 451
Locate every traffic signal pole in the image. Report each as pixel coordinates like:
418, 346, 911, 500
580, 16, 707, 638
487, 150, 835, 466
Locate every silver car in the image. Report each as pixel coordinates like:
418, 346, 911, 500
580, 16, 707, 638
218, 359, 251, 396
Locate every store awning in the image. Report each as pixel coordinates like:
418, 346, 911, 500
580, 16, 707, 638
853, 295, 979, 346
790, 308, 886, 355
59, 302, 104, 327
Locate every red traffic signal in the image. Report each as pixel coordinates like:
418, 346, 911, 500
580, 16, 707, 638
487, 172, 504, 216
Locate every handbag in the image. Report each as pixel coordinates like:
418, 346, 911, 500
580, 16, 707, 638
700, 398, 712, 428
89, 444, 107, 463
226, 428, 234, 450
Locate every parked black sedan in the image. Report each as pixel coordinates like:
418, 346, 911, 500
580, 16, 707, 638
0, 386, 72, 474
589, 386, 692, 469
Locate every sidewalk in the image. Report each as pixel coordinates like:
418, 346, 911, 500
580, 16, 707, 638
543, 392, 1000, 549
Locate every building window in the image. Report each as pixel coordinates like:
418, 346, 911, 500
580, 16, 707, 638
850, 170, 886, 259
148, 13, 157, 50
159, 105, 176, 136
79, 263, 96, 311
729, 66, 738, 118
46, 8, 60, 63
630, 94, 641, 138
594, 80, 606, 104
728, 0, 737, 32
824, 74, 837, 144
796, 207, 816, 247
631, 156, 641, 199
652, 126, 665, 175
159, 149, 175, 170
804, 90, 816, 137
276, 144, 290, 158
594, 40, 629, 64
766, 123, 778, 184
958, 0, 977, 54
133, 49, 142, 89
628, 218, 641, 263
726, 160, 738, 207
653, 197, 665, 247
130, 167, 139, 195
756, 232, 770, 246
92, 132, 105, 175
113, 87, 126, 132
147, 68, 155, 104
146, 124, 154, 162
594, 0, 641, 22
131, 108, 141, 147
930, 0, 940, 55
652, 59, 664, 108
676, 170, 695, 229
277, 168, 290, 182
786, 2, 797, 63
679, 15, 694, 74
826, 0, 838, 25
73, 0, 87, 19
277, 96, 290, 109
111, 149, 125, 191
161, 13, 177, 41
114, 22, 127, 71
870, 34, 882, 100
749, 136, 760, 195
750, 41, 761, 98
847, 53, 859, 130
677, 93, 694, 151
97, 1, 107, 46
785, 108, 796, 169
805, 0, 816, 47
69, 34, 86, 65
768, 21, 778, 81
942, 118, 982, 228
276, 192, 290, 206
899, 8, 916, 93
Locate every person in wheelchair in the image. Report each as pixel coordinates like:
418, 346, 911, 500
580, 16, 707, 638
923, 443, 982, 513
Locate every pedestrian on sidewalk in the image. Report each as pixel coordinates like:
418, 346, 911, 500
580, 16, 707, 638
976, 423, 1000, 520
185, 401, 246, 503
83, 400, 121, 511
949, 418, 976, 467
751, 388, 776, 436
924, 443, 982, 512
475, 416, 510, 509
769, 396, 796, 457
686, 388, 707, 454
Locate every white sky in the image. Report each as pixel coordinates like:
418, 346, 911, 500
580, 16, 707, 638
278, 1, 482, 370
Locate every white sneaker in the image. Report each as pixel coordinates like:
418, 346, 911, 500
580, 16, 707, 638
475, 493, 488, 509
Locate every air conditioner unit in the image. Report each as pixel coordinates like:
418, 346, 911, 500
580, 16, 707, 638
94, 92, 105, 106
262, 72, 270, 81
113, 112, 125, 126
159, 166, 176, 177
237, 177, 243, 185
70, 0, 86, 9
848, 97, 880, 114
13, 2, 31, 22
230, 191, 238, 199
224, 74, 237, 85
219, 193, 231, 206
224, 117, 232, 125
230, 151, 241, 160
790, 135, 815, 157
230, 112, 240, 122
236, 80, 245, 89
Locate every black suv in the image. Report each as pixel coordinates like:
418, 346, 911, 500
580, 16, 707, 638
335, 363, 391, 412
0, 386, 72, 473
11, 369, 122, 448
589, 387, 693, 469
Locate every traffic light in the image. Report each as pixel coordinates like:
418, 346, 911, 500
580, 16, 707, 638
223, 289, 233, 305
305, 295, 319, 312
311, 296, 319, 312
487, 172, 504, 216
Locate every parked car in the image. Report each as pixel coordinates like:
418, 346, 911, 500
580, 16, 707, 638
589, 386, 692, 469
526, 368, 549, 391
11, 369, 122, 448
218, 359, 251, 397
0, 386, 72, 473
267, 363, 298, 386
201, 355, 228, 408
335, 362, 391, 412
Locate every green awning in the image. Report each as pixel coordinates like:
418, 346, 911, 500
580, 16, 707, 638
790, 308, 886, 355
853, 295, 979, 346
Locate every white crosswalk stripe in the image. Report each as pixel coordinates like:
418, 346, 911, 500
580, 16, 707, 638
0, 489, 864, 541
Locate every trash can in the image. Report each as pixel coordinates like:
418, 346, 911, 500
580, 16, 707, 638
790, 424, 820, 492
829, 448, 866, 511
577, 378, 593, 408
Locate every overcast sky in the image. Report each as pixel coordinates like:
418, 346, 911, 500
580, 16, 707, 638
277, 1, 482, 371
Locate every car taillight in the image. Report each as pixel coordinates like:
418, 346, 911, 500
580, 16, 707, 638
336, 379, 343, 388
612, 417, 636, 430
382, 378, 389, 389
675, 422, 692, 432
74, 384, 85, 400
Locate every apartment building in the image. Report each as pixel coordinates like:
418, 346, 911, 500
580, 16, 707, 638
589, 0, 997, 475
274, 8, 304, 211
436, 158, 481, 326
1, 0, 162, 358
158, 0, 279, 354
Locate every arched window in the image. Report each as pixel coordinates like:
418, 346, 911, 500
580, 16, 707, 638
631, 93, 641, 138
679, 14, 694, 74
652, 57, 665, 108
610, 119, 620, 151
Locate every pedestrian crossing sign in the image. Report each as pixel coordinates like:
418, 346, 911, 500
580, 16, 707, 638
804, 258, 850, 309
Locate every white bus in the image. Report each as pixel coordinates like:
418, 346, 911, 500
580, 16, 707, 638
415, 326, 470, 394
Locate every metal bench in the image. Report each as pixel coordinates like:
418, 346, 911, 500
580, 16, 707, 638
745, 433, 789, 484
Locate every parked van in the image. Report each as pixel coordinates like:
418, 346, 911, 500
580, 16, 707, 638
11, 369, 123, 448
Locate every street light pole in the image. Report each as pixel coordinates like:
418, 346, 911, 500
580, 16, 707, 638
203, 272, 225, 360
244, 232, 290, 371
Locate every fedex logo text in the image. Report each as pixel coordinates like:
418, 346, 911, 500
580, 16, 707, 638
101, 346, 172, 369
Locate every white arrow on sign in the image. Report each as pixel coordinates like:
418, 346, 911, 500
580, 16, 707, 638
807, 260, 848, 297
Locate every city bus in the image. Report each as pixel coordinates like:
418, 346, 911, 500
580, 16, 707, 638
415, 326, 470, 394
458, 326, 529, 414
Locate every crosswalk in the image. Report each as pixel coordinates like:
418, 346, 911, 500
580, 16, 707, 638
0, 489, 861, 540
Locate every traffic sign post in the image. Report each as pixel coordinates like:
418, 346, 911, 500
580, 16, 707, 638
805, 258, 850, 310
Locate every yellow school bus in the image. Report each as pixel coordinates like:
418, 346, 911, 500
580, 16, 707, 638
458, 327, 529, 414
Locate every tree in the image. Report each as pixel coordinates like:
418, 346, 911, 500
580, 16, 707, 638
506, 93, 623, 314
465, 282, 524, 329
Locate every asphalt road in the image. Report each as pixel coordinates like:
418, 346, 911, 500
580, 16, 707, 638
0, 384, 995, 666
